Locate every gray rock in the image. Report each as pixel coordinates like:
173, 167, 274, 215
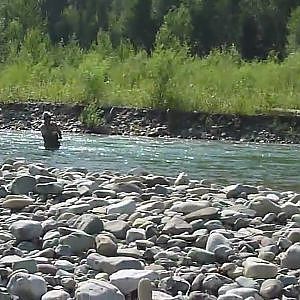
10, 220, 42, 241
185, 207, 219, 222
174, 172, 189, 186
59, 230, 95, 253
225, 288, 262, 299
107, 198, 136, 215
110, 269, 158, 295
75, 280, 125, 300
162, 216, 192, 235
75, 214, 103, 235
96, 234, 118, 256
206, 232, 231, 253
41, 290, 70, 300
248, 196, 281, 217
235, 276, 259, 289
104, 220, 129, 240
87, 253, 143, 274
12, 258, 37, 273
126, 228, 146, 244
243, 257, 278, 279
7, 272, 47, 300
187, 248, 215, 264
108, 182, 143, 194
281, 243, 300, 270
170, 201, 210, 214
260, 279, 283, 299
287, 229, 300, 243
36, 182, 63, 195
11, 175, 36, 194
202, 273, 233, 295
224, 184, 258, 198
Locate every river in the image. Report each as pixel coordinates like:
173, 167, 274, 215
1, 130, 299, 192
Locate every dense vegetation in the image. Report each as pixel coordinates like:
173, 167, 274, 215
1, 0, 300, 118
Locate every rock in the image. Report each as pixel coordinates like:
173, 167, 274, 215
35, 182, 63, 195
224, 184, 258, 198
41, 290, 70, 300
59, 230, 95, 253
170, 201, 210, 214
2, 195, 34, 209
104, 220, 129, 240
243, 257, 278, 279
11, 175, 36, 195
10, 220, 43, 241
185, 207, 219, 222
162, 216, 192, 235
248, 196, 281, 217
202, 273, 233, 295
260, 279, 283, 299
108, 182, 143, 194
110, 269, 158, 295
225, 288, 262, 299
96, 234, 118, 256
206, 232, 231, 253
107, 198, 136, 215
174, 172, 189, 186
187, 248, 215, 264
75, 280, 125, 300
281, 242, 300, 270
12, 258, 37, 273
7, 272, 47, 300
75, 214, 103, 235
287, 229, 300, 243
126, 228, 146, 244
87, 253, 143, 274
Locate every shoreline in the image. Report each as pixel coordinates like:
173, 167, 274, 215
1, 102, 300, 144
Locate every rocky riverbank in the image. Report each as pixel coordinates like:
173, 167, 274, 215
1, 102, 300, 143
0, 160, 300, 299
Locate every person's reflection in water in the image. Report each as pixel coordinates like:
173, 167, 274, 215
40, 111, 62, 150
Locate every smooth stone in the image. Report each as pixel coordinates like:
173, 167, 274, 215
281, 243, 300, 270
75, 279, 125, 300
10, 220, 42, 241
169, 201, 210, 214
206, 232, 231, 252
223, 184, 258, 198
54, 259, 74, 272
36, 182, 63, 195
162, 216, 192, 235
185, 207, 219, 222
7, 272, 47, 300
287, 229, 300, 243
59, 230, 95, 253
11, 175, 36, 195
243, 257, 278, 279
248, 196, 281, 217
202, 273, 233, 295
104, 220, 129, 240
2, 195, 34, 209
87, 253, 143, 274
41, 290, 70, 300
235, 276, 260, 289
110, 269, 158, 295
107, 198, 136, 215
218, 295, 243, 300
225, 288, 262, 299
126, 228, 146, 244
260, 279, 283, 299
96, 234, 118, 256
12, 258, 37, 273
187, 248, 215, 264
75, 214, 103, 235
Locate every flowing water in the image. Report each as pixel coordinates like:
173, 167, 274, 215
1, 130, 299, 192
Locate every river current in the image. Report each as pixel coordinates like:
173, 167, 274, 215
1, 130, 299, 192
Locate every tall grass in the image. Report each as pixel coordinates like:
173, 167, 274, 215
0, 35, 300, 118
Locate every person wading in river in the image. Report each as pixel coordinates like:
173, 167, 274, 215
40, 111, 62, 150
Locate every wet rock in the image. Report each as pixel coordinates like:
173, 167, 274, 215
223, 184, 258, 198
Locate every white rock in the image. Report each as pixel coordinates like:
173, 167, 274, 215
243, 257, 278, 279
110, 269, 158, 295
107, 198, 136, 215
75, 279, 125, 300
42, 290, 70, 300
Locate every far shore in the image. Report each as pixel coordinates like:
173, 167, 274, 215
1, 102, 300, 144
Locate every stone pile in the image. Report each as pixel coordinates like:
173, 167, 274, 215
0, 159, 299, 299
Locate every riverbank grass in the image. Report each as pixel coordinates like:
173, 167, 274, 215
0, 40, 300, 118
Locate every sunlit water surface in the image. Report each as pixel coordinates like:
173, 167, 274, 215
1, 130, 299, 192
